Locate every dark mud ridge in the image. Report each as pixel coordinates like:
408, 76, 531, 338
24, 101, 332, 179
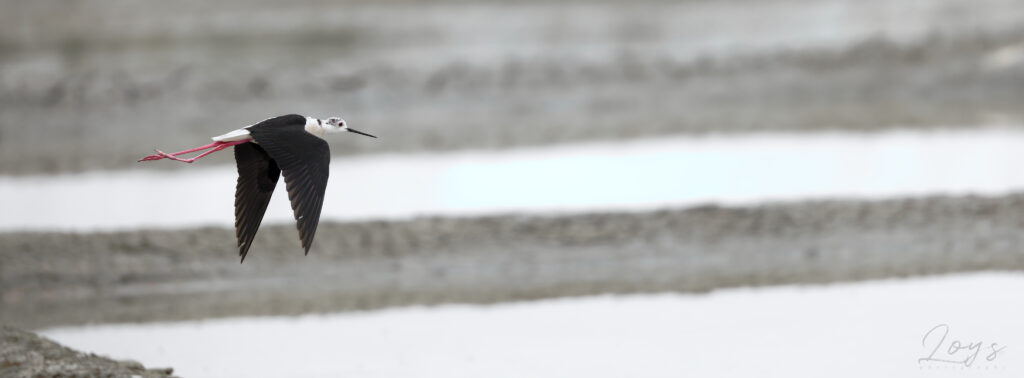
3, 194, 1024, 329
0, 325, 175, 378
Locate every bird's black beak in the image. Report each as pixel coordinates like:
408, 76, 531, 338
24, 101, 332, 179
347, 128, 377, 138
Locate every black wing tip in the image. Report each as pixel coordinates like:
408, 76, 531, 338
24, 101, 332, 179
296, 219, 317, 256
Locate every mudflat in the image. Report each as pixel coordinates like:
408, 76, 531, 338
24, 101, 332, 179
4, 194, 1022, 329
4, 0, 1024, 174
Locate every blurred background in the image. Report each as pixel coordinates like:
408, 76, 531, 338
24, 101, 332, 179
3, 0, 1024, 376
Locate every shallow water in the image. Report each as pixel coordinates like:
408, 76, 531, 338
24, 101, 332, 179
2, 128, 1024, 231
42, 272, 1024, 378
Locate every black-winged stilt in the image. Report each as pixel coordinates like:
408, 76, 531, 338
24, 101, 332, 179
139, 114, 376, 261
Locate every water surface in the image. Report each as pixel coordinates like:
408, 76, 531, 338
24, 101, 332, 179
43, 273, 1024, 378
2, 128, 1023, 231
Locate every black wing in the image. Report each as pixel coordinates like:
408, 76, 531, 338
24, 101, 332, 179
233, 142, 280, 261
247, 115, 330, 254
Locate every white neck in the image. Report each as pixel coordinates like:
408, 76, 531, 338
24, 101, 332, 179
304, 117, 326, 139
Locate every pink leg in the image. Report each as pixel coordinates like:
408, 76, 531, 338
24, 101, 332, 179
159, 142, 224, 157
156, 143, 230, 163
138, 140, 248, 163
138, 141, 222, 162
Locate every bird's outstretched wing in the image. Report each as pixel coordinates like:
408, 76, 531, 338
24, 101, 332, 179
248, 119, 330, 254
233, 143, 280, 261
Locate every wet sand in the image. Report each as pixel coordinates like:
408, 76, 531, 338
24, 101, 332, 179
0, 325, 175, 377
4, 0, 1024, 174
4, 1, 1024, 375
4, 193, 1023, 329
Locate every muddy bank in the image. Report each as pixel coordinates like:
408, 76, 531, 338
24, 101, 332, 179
4, 0, 1024, 174
3, 194, 1023, 329
0, 325, 175, 377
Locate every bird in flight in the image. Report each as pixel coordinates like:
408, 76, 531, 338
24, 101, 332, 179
138, 114, 376, 261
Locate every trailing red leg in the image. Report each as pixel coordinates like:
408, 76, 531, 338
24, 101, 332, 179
138, 140, 249, 163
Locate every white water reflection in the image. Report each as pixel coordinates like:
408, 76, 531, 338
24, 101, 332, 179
2, 128, 1024, 231
42, 273, 1024, 378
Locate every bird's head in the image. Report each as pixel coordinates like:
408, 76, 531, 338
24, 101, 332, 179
322, 116, 376, 138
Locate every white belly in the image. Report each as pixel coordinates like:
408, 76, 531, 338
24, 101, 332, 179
211, 128, 253, 142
